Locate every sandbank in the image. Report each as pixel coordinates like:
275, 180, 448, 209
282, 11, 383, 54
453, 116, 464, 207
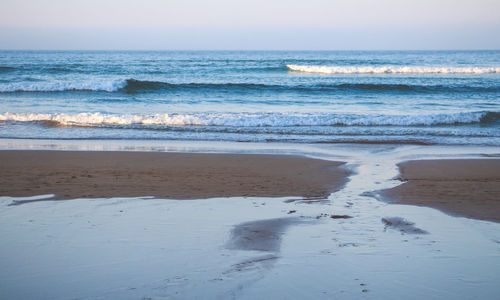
0, 150, 350, 201
377, 159, 500, 222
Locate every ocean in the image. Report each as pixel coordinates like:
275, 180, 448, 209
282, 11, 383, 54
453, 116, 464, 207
1, 50, 499, 145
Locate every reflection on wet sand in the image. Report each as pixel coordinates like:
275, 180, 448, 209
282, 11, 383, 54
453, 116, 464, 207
226, 217, 303, 252
382, 217, 428, 234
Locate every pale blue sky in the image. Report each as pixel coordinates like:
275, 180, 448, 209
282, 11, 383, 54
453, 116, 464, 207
1, 0, 499, 50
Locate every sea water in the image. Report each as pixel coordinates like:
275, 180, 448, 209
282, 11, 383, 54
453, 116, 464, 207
0, 50, 499, 145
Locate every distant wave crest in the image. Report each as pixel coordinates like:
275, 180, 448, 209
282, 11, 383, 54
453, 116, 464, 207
286, 64, 500, 74
1, 111, 497, 127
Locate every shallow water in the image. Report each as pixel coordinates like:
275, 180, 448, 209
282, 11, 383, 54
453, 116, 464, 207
0, 142, 499, 299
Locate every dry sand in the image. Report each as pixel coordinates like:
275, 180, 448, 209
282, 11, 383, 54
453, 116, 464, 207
378, 159, 500, 222
0, 150, 350, 201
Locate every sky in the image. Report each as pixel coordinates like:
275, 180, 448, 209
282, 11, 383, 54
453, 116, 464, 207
0, 0, 499, 50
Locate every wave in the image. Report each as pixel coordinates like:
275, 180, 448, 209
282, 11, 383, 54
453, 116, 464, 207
0, 80, 128, 93
0, 79, 283, 93
1, 111, 497, 127
126, 81, 498, 93
122, 80, 279, 93
287, 64, 500, 74
1, 78, 498, 94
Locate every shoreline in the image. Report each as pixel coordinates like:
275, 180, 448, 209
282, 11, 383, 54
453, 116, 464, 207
0, 150, 351, 200
376, 159, 500, 223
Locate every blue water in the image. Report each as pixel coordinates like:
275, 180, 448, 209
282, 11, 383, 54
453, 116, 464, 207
1, 50, 499, 145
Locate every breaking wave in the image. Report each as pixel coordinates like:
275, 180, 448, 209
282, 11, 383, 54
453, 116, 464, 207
286, 64, 500, 74
0, 80, 127, 93
1, 111, 497, 127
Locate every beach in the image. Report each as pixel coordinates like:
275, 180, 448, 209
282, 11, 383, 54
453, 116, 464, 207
1, 49, 500, 298
1, 143, 500, 299
0, 150, 350, 201
377, 159, 500, 222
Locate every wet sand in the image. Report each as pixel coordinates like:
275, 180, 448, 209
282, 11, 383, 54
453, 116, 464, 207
378, 159, 500, 222
227, 217, 303, 252
0, 150, 350, 200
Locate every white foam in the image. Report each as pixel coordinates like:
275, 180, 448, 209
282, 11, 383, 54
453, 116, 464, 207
0, 111, 490, 127
287, 64, 500, 74
0, 80, 127, 92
